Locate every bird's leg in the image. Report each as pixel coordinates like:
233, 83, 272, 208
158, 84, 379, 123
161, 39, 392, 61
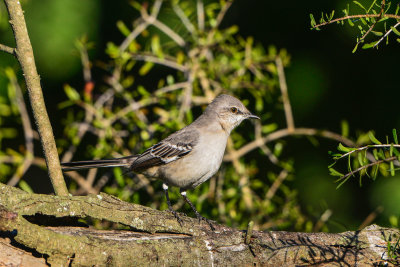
163, 183, 183, 225
179, 189, 215, 231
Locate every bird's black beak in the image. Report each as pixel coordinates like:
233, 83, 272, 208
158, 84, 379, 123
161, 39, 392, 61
247, 113, 260, 120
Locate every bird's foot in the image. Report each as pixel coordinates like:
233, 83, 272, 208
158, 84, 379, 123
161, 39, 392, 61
195, 212, 215, 231
169, 209, 184, 226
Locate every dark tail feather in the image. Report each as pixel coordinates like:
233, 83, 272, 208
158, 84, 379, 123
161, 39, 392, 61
61, 155, 138, 172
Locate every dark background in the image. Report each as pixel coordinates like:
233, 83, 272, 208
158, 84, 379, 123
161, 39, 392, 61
1, 0, 399, 231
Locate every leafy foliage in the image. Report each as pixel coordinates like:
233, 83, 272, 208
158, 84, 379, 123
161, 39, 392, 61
329, 129, 400, 188
310, 0, 400, 52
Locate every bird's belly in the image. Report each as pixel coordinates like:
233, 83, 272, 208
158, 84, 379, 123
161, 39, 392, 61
157, 134, 227, 189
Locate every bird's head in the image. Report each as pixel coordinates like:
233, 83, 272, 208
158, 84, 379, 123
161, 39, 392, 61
205, 94, 260, 133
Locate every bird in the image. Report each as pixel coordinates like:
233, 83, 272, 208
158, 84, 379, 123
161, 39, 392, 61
61, 94, 259, 229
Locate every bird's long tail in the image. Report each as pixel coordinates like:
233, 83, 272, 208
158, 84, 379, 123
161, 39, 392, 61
61, 155, 138, 172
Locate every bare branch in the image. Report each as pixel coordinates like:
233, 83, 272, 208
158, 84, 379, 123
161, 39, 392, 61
214, 0, 233, 29
276, 57, 295, 132
265, 170, 289, 201
313, 13, 400, 28
173, 4, 196, 35
339, 144, 400, 159
374, 21, 400, 48
119, 19, 150, 52
119, 0, 164, 52
6, 73, 34, 187
0, 44, 16, 55
154, 81, 191, 95
130, 52, 187, 72
224, 127, 355, 162
197, 0, 204, 31
336, 156, 397, 184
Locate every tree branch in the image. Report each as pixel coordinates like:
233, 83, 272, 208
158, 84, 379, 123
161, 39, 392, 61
4, 0, 68, 196
276, 57, 295, 132
313, 13, 400, 29
224, 127, 355, 162
0, 43, 16, 55
0, 183, 398, 266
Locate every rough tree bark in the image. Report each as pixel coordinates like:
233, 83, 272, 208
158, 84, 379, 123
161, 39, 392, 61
0, 183, 398, 266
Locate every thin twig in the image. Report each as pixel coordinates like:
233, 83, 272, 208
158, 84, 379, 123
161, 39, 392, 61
313, 13, 400, 28
313, 209, 333, 232
224, 127, 355, 162
255, 120, 279, 165
65, 171, 97, 194
107, 97, 158, 125
119, 19, 149, 52
214, 0, 233, 29
265, 170, 288, 201
0, 44, 16, 55
139, 0, 186, 47
197, 0, 204, 31
154, 82, 191, 95
357, 0, 386, 44
178, 72, 194, 120
6, 73, 34, 187
119, 0, 164, 51
276, 57, 295, 132
78, 42, 92, 83
152, 20, 186, 47
337, 156, 397, 183
130, 53, 187, 72
374, 21, 400, 48
339, 144, 400, 159
358, 206, 383, 230
173, 4, 196, 35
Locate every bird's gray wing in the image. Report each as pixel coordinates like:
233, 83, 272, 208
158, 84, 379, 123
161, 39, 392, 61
129, 127, 199, 172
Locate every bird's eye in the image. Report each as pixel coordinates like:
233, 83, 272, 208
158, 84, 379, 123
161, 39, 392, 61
230, 107, 238, 113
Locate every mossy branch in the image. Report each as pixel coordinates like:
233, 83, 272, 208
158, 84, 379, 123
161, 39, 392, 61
0, 182, 399, 266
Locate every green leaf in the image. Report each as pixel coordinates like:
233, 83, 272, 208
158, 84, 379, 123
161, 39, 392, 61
19, 180, 33, 193
64, 85, 80, 101
362, 41, 378, 49
329, 168, 344, 177
310, 14, 317, 29
390, 161, 395, 176
151, 35, 163, 58
391, 26, 400, 36
358, 152, 364, 166
116, 20, 131, 36
352, 42, 359, 53
338, 143, 352, 152
353, 1, 366, 11
373, 149, 379, 160
341, 120, 349, 137
368, 131, 382, 145
393, 129, 398, 144
139, 62, 154, 76
371, 31, 383, 36
336, 175, 351, 189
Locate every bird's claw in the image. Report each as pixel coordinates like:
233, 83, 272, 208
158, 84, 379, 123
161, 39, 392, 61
170, 209, 184, 226
196, 213, 215, 231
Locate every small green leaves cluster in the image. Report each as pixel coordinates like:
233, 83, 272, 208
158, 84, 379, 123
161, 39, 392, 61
310, 0, 400, 52
329, 129, 400, 188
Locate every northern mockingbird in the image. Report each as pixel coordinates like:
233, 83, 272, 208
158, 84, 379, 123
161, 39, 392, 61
61, 94, 259, 228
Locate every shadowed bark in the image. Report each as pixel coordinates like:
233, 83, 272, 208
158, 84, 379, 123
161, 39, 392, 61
0, 183, 398, 266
